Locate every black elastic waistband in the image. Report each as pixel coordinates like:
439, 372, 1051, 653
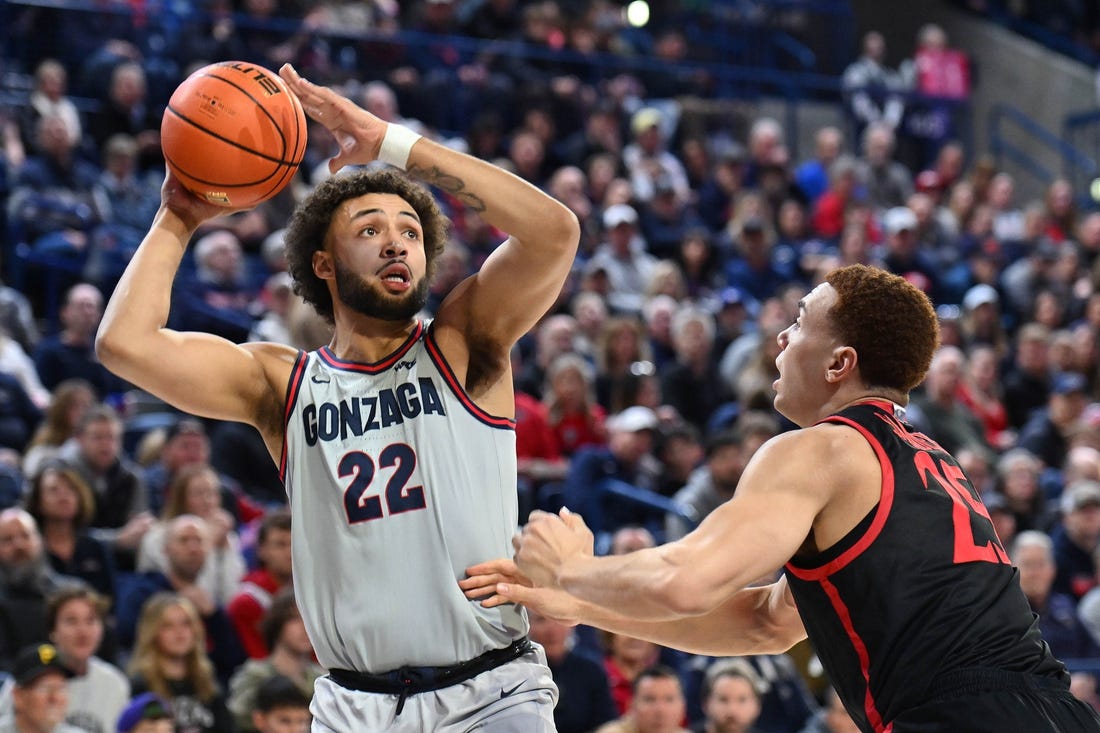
926, 667, 1070, 701
328, 638, 533, 714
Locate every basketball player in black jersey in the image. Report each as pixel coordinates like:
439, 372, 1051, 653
464, 264, 1100, 732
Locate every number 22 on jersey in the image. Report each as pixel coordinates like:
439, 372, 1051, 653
340, 444, 427, 523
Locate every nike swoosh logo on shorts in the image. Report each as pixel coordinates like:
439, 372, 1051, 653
500, 682, 524, 699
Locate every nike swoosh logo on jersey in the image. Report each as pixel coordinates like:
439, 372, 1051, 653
500, 682, 523, 699
311, 375, 330, 384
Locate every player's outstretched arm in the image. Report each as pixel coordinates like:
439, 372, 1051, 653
462, 560, 806, 656
96, 172, 294, 438
279, 64, 580, 350
511, 428, 839, 621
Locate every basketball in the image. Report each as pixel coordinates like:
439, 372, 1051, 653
161, 61, 307, 208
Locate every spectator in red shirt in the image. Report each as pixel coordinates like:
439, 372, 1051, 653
811, 155, 859, 240
906, 23, 970, 99
545, 353, 607, 457
227, 509, 292, 659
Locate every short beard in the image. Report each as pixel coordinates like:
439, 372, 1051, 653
334, 258, 429, 322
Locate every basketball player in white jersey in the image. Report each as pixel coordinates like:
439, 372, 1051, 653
96, 64, 579, 731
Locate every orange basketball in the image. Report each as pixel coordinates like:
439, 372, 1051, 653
161, 61, 307, 208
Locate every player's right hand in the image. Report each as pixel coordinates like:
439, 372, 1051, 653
513, 507, 595, 590
160, 169, 248, 231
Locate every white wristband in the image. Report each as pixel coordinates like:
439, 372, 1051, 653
378, 123, 422, 170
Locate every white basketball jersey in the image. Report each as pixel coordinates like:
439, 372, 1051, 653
280, 321, 526, 673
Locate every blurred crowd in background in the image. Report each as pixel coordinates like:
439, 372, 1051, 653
2, 1, 1100, 732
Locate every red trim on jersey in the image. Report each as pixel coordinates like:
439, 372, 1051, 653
820, 577, 892, 733
423, 327, 516, 430
317, 321, 424, 373
279, 351, 308, 483
785, 415, 895, 580
856, 399, 897, 413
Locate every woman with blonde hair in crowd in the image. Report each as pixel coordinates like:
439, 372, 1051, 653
128, 592, 233, 733
137, 464, 245, 606
22, 378, 96, 476
48, 586, 130, 733
643, 260, 688, 302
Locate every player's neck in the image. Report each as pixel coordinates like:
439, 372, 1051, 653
833, 390, 908, 416
329, 317, 419, 363
802, 386, 908, 426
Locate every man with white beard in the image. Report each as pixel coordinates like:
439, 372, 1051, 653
0, 509, 85, 667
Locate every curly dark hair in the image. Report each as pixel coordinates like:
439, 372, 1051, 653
283, 169, 450, 323
825, 265, 940, 394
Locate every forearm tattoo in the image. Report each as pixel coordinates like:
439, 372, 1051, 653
406, 163, 487, 213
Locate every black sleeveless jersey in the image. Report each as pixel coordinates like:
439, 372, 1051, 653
785, 401, 1066, 733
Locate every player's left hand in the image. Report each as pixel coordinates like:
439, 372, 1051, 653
279, 63, 385, 174
513, 507, 594, 590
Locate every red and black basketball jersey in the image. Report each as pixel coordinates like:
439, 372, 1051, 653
785, 400, 1066, 733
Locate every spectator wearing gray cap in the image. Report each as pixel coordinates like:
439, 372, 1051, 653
1051, 480, 1100, 602
880, 205, 943, 303
1018, 371, 1090, 471
558, 406, 664, 545
587, 205, 657, 316
958, 284, 1009, 359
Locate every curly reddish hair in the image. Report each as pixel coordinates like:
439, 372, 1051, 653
825, 265, 939, 393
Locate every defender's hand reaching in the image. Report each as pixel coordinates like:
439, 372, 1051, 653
513, 508, 595, 590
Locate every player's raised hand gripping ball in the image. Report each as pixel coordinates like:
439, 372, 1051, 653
161, 61, 307, 208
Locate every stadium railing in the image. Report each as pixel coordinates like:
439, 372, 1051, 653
989, 102, 1098, 206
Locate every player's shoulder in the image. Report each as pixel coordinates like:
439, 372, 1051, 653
243, 340, 305, 361
242, 341, 303, 379
759, 422, 857, 450
753, 422, 869, 472
238, 341, 303, 421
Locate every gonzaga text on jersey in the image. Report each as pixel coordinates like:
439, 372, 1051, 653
301, 377, 447, 444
